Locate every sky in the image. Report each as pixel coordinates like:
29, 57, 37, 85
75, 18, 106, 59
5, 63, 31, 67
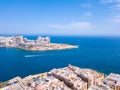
0, 0, 120, 36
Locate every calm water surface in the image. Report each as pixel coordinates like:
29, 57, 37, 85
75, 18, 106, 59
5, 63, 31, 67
0, 36, 120, 81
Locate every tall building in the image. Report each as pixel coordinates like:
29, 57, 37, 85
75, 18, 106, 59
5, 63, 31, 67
14, 36, 24, 46
37, 36, 50, 44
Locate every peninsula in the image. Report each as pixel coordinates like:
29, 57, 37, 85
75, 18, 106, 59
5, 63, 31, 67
0, 36, 78, 51
0, 65, 120, 90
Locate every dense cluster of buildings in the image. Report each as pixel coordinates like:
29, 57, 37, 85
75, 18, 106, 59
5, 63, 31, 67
0, 36, 77, 50
0, 65, 120, 90
0, 36, 50, 48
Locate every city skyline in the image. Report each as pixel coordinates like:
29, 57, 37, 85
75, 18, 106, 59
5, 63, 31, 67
0, 0, 120, 36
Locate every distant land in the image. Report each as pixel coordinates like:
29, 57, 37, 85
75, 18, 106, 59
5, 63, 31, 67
0, 36, 78, 51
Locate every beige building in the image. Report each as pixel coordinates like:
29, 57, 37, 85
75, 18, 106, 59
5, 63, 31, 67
68, 65, 105, 89
102, 73, 120, 90
50, 67, 88, 90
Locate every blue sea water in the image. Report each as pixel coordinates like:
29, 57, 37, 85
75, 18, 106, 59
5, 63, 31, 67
0, 36, 120, 82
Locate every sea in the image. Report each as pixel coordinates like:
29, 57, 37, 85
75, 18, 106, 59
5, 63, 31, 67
0, 36, 120, 82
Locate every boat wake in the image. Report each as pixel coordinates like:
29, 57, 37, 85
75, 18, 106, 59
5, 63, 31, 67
24, 55, 43, 58
24, 53, 56, 58
24, 52, 68, 58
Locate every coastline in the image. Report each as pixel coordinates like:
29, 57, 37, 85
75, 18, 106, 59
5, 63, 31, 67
0, 65, 104, 89
0, 36, 78, 51
17, 43, 78, 51
1, 65, 119, 90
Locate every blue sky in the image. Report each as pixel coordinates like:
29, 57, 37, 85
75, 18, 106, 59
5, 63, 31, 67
0, 0, 120, 36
